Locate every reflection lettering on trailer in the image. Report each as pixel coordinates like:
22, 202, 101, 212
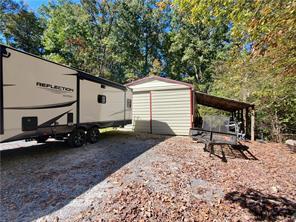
36, 82, 74, 93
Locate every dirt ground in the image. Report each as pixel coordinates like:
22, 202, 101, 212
0, 131, 295, 222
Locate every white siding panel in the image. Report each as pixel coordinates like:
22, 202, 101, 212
131, 80, 189, 92
132, 92, 150, 133
152, 89, 191, 135
80, 80, 125, 123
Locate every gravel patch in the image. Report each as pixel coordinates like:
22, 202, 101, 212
1, 131, 165, 221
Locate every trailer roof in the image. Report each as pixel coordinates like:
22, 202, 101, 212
195, 91, 254, 112
78, 72, 126, 90
0, 44, 127, 91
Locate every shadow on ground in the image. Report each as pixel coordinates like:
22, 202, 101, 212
0, 131, 167, 222
204, 143, 258, 162
225, 189, 296, 221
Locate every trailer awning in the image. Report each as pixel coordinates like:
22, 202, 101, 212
195, 92, 254, 112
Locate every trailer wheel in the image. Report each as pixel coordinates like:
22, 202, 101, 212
87, 127, 100, 143
68, 129, 86, 147
36, 137, 48, 143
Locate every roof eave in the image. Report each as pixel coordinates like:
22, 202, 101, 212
125, 76, 193, 88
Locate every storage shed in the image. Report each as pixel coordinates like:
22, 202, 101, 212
126, 76, 194, 135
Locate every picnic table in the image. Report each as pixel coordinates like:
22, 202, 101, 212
190, 115, 241, 156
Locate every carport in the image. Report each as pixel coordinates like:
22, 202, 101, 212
195, 92, 255, 141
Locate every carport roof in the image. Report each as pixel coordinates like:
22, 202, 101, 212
195, 91, 254, 112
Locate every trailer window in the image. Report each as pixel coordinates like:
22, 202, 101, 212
98, 95, 106, 104
101, 84, 106, 89
127, 99, 132, 108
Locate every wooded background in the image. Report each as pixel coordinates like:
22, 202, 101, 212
1, 0, 295, 142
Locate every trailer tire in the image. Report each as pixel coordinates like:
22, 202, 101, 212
36, 137, 48, 143
68, 129, 86, 147
87, 127, 100, 143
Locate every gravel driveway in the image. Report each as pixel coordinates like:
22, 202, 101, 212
1, 131, 295, 222
1, 131, 165, 221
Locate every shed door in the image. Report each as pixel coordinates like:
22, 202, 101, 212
152, 89, 191, 135
132, 92, 151, 133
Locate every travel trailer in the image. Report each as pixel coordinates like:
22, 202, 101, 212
0, 44, 132, 147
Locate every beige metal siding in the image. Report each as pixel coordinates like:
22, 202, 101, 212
131, 79, 189, 92
132, 92, 150, 133
152, 89, 191, 135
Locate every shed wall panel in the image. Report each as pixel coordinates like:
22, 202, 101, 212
132, 92, 150, 133
151, 89, 191, 135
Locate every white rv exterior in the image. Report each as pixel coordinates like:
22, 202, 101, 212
0, 44, 132, 146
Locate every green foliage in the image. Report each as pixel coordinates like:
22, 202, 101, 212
148, 59, 163, 76
42, 1, 95, 72
110, 0, 171, 81
211, 48, 296, 141
174, 0, 295, 51
41, 0, 171, 82
168, 7, 229, 90
0, 0, 45, 55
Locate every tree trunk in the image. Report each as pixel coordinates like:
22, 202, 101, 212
271, 111, 283, 143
